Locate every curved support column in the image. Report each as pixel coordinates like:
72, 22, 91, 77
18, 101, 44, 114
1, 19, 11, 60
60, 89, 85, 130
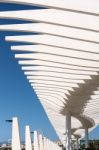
66, 112, 72, 150
12, 117, 21, 150
85, 128, 89, 149
76, 138, 79, 150
25, 126, 32, 150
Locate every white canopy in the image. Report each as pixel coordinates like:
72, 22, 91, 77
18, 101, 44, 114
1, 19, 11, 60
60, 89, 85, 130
0, 0, 99, 146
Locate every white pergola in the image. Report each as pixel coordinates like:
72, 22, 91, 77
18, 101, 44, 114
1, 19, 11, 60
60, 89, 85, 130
0, 0, 99, 149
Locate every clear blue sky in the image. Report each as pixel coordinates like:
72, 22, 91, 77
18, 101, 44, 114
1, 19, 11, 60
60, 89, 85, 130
0, 2, 99, 142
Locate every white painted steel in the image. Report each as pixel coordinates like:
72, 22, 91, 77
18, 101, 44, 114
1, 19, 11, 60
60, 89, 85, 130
6, 34, 99, 54
0, 9, 99, 31
1, 23, 99, 43
18, 60, 99, 72
2, 0, 99, 15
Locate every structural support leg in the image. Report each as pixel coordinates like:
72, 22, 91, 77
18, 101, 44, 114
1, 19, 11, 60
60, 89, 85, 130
12, 117, 21, 150
25, 126, 32, 150
76, 138, 79, 150
85, 128, 89, 149
66, 112, 71, 150
39, 134, 44, 150
34, 131, 39, 150
43, 137, 47, 150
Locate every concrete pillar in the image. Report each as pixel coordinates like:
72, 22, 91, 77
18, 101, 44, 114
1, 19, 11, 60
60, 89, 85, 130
50, 140, 53, 150
54, 143, 56, 150
25, 126, 32, 150
39, 134, 44, 150
43, 137, 47, 150
47, 139, 52, 150
46, 139, 49, 150
12, 117, 21, 150
85, 128, 89, 148
66, 112, 71, 150
51, 141, 54, 150
52, 141, 54, 150
49, 140, 53, 150
34, 131, 39, 150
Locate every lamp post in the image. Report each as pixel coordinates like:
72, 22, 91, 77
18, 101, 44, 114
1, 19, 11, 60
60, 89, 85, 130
6, 119, 12, 123
6, 119, 12, 149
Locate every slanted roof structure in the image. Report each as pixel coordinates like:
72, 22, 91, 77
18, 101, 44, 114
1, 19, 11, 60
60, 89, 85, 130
0, 0, 99, 148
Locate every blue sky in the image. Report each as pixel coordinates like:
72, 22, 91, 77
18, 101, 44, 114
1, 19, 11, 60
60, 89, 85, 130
0, 2, 58, 142
0, 2, 99, 142
0, 34, 58, 142
0, 31, 59, 142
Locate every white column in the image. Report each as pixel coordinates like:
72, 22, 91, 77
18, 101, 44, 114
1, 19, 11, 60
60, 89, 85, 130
34, 131, 39, 150
43, 137, 47, 150
25, 126, 32, 150
76, 138, 79, 150
12, 117, 21, 150
50, 141, 54, 150
49, 140, 53, 150
66, 112, 71, 150
45, 138, 48, 150
47, 139, 51, 150
52, 142, 55, 150
55, 144, 58, 150
85, 128, 89, 148
39, 134, 44, 150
